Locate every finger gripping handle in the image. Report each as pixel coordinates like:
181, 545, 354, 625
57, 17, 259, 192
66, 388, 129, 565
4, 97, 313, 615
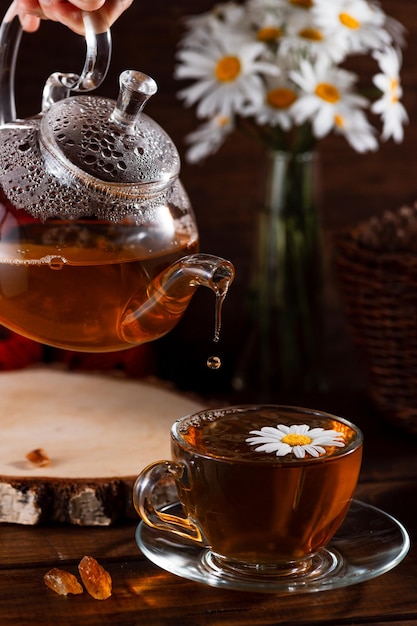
133, 460, 205, 544
42, 11, 111, 110
0, 5, 111, 123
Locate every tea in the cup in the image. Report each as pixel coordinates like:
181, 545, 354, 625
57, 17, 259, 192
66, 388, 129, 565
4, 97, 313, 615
134, 405, 363, 578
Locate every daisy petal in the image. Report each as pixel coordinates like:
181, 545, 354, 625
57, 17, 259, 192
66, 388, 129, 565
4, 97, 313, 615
246, 422, 347, 458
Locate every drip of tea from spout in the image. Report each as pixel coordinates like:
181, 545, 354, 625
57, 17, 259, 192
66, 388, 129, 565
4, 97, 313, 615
212, 274, 230, 343
206, 262, 233, 370
206, 284, 227, 371
207, 355, 221, 370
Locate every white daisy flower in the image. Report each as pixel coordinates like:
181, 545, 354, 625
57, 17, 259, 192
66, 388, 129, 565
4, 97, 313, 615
251, 74, 298, 129
384, 15, 407, 49
175, 0, 406, 160
290, 57, 369, 139
372, 96, 408, 143
213, 2, 248, 26
245, 0, 289, 36
334, 108, 378, 152
181, 6, 252, 52
175, 30, 279, 118
246, 423, 346, 458
246, 0, 294, 21
373, 45, 403, 91
251, 14, 285, 48
371, 46, 408, 143
184, 115, 235, 163
280, 10, 347, 63
209, 3, 253, 43
282, 0, 315, 15
312, 0, 392, 54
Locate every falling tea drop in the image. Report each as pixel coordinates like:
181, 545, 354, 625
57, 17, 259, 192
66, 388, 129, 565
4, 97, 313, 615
207, 355, 221, 370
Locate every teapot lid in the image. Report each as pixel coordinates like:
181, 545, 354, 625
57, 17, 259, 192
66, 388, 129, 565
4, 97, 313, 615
0, 71, 183, 221
41, 70, 180, 190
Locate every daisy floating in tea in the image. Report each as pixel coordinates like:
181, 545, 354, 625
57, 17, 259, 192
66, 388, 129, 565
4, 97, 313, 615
246, 423, 346, 458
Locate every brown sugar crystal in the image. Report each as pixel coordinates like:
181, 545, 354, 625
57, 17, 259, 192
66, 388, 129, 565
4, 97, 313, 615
44, 568, 84, 596
26, 448, 50, 467
78, 556, 112, 600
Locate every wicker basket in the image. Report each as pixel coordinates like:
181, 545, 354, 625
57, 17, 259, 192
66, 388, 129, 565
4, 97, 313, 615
334, 205, 417, 434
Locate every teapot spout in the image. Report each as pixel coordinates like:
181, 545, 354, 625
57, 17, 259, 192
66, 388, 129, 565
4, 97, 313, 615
120, 254, 235, 345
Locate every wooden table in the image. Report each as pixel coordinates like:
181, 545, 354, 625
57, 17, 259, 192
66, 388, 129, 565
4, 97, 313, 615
1, 390, 416, 626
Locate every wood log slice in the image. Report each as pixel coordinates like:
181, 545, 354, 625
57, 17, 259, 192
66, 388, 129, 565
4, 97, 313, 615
0, 368, 204, 526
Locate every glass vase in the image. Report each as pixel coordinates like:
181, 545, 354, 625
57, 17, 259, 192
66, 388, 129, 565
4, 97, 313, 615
233, 150, 326, 398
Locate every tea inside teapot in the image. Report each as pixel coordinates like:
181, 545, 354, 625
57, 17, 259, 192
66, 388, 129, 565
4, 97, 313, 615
0, 190, 206, 351
0, 8, 234, 352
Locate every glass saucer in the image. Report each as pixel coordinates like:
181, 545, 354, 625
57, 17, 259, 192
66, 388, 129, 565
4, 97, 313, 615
135, 500, 410, 594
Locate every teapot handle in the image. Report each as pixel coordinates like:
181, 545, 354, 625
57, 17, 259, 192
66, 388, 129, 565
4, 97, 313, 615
0, 3, 111, 124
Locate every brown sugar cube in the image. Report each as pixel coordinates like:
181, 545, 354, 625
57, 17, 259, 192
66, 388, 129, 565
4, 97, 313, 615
78, 556, 112, 600
44, 568, 84, 596
26, 448, 50, 467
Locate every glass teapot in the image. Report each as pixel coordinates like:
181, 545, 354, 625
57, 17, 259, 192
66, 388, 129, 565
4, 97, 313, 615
0, 6, 234, 352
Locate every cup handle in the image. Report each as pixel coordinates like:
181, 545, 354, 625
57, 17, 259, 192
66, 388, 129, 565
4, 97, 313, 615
133, 460, 205, 544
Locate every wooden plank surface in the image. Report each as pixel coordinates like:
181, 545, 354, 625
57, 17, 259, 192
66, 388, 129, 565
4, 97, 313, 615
0, 484, 415, 626
1, 410, 415, 626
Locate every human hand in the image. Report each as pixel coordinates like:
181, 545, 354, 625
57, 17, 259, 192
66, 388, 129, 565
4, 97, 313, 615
12, 0, 133, 34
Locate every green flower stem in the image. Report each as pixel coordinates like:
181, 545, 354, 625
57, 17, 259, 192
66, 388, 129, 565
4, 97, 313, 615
233, 150, 326, 395
237, 119, 316, 154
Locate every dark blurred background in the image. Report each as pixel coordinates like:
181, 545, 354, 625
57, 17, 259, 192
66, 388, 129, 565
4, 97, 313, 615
2, 0, 416, 398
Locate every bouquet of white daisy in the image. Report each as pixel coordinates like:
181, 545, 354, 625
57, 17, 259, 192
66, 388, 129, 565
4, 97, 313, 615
175, 0, 408, 395
175, 0, 407, 163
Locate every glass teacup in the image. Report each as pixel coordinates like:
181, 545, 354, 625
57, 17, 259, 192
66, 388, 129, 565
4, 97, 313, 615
134, 405, 363, 582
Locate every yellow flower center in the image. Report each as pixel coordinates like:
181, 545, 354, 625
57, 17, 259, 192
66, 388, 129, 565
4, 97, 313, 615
215, 56, 241, 82
257, 26, 283, 42
282, 434, 312, 446
267, 87, 297, 109
339, 12, 360, 29
334, 113, 345, 128
290, 0, 314, 8
299, 27, 323, 41
390, 78, 399, 93
315, 82, 340, 103
217, 115, 231, 127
